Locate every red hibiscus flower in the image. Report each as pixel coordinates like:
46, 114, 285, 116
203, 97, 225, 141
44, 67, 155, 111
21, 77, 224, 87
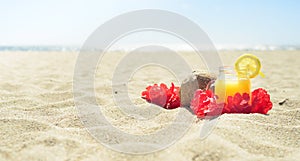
251, 88, 273, 114
225, 93, 251, 114
141, 83, 180, 109
141, 83, 273, 118
190, 88, 272, 118
190, 89, 223, 118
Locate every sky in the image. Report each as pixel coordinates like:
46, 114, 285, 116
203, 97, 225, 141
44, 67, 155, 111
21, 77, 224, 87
0, 0, 299, 47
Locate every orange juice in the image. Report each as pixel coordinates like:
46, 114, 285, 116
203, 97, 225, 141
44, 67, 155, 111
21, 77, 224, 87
214, 66, 251, 103
215, 79, 251, 103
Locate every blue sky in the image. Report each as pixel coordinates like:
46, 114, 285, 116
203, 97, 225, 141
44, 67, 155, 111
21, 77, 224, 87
1, 0, 299, 46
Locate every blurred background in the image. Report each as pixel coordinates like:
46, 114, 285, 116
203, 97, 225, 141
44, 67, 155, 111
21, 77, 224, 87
0, 0, 300, 50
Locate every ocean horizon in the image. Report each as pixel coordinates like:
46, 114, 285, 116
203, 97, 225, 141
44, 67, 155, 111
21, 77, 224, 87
0, 44, 299, 52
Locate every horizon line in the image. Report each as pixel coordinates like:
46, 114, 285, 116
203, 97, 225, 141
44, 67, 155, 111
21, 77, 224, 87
0, 44, 299, 52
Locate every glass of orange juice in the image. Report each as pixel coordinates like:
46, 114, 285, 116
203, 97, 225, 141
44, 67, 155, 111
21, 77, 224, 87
213, 66, 251, 103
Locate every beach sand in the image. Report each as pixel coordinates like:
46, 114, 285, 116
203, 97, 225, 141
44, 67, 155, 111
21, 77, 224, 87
0, 50, 299, 161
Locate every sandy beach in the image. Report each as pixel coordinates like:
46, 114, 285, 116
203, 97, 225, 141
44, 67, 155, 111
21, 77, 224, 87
0, 50, 299, 161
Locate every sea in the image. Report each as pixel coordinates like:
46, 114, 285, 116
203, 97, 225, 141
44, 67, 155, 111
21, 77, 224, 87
0, 45, 299, 52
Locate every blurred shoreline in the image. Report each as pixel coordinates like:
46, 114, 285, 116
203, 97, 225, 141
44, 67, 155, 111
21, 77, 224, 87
1, 44, 300, 52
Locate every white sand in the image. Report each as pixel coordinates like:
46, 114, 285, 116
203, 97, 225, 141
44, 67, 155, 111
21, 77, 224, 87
0, 51, 299, 161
